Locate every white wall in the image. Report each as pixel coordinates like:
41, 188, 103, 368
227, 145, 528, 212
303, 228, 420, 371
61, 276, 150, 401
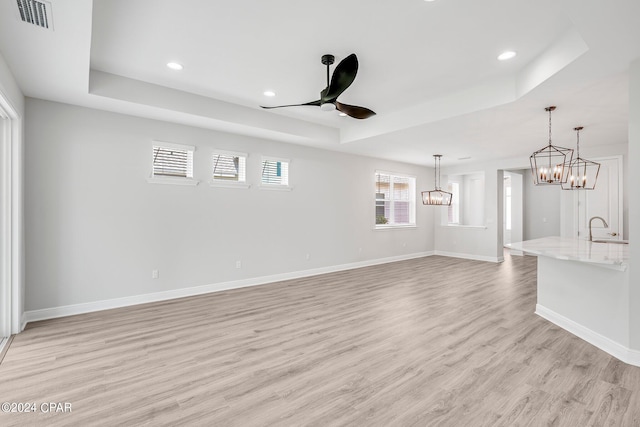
24, 99, 435, 312
521, 168, 561, 240
462, 172, 485, 226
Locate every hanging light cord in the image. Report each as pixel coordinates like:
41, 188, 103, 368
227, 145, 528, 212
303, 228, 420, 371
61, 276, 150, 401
548, 108, 553, 145
547, 108, 553, 168
433, 155, 442, 190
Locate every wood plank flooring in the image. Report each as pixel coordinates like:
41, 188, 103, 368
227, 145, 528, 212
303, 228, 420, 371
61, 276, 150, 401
1, 253, 640, 426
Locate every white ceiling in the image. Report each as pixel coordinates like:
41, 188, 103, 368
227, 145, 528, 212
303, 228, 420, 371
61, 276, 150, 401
1, 0, 638, 166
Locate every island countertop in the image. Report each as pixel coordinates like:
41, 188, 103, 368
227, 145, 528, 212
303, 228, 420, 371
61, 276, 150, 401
506, 236, 629, 269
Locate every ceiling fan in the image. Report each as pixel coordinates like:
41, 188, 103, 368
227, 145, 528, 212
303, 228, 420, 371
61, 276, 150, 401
261, 53, 376, 119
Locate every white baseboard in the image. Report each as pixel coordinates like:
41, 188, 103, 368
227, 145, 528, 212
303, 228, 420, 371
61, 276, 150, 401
434, 250, 503, 263
536, 304, 640, 367
24, 251, 435, 324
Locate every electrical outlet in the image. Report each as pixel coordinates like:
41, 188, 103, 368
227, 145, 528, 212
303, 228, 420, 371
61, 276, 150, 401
235, 260, 242, 269
305, 253, 310, 260
152, 269, 159, 279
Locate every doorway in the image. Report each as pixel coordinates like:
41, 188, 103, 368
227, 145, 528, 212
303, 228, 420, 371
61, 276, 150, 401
0, 90, 22, 351
1, 113, 9, 344
503, 171, 523, 254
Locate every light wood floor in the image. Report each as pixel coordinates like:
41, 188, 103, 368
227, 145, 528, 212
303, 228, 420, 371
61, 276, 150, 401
1, 254, 640, 426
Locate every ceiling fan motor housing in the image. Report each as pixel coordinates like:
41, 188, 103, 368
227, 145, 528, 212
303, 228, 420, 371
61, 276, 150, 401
320, 102, 336, 111
321, 54, 335, 65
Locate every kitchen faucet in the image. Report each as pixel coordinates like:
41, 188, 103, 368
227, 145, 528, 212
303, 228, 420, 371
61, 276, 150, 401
589, 216, 608, 242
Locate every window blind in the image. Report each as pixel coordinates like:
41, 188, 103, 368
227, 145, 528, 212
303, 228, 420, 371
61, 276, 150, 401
448, 182, 460, 224
153, 146, 193, 178
375, 171, 416, 226
213, 153, 246, 181
261, 159, 289, 185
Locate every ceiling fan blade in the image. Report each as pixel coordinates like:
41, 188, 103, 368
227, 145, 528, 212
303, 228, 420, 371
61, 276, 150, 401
261, 100, 321, 109
336, 101, 376, 119
324, 54, 358, 102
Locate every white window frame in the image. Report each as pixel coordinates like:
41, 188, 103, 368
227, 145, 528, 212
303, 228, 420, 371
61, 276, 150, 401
374, 170, 417, 229
505, 180, 512, 231
448, 181, 460, 225
147, 140, 199, 186
209, 149, 250, 189
259, 156, 292, 191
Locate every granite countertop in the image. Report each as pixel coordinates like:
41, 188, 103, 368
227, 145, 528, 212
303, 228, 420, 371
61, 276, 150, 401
506, 236, 629, 268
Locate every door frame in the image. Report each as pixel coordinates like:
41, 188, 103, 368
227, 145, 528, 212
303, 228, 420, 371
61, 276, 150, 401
0, 89, 23, 349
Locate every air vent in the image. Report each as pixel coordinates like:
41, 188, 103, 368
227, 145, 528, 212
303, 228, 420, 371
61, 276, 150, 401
16, 0, 52, 30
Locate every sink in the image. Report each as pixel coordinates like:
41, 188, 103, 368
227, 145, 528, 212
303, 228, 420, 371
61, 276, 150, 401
592, 240, 629, 244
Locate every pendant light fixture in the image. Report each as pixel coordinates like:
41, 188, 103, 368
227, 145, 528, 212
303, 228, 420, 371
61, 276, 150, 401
422, 154, 452, 206
560, 126, 600, 190
529, 106, 574, 185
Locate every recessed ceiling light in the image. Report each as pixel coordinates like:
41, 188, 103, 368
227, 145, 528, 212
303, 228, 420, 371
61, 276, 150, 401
263, 90, 276, 97
338, 112, 347, 117
497, 51, 517, 61
424, 0, 437, 2
166, 62, 183, 70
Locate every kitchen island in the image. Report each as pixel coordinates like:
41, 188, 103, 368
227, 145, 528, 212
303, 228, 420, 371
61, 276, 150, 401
507, 236, 636, 366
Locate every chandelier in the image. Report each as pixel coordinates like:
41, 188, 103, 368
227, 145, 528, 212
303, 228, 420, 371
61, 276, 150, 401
561, 126, 600, 190
529, 106, 574, 185
422, 154, 452, 206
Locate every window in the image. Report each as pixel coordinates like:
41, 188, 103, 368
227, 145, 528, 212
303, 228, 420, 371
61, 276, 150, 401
153, 143, 192, 178
147, 140, 198, 186
375, 171, 416, 227
448, 182, 460, 224
260, 157, 291, 190
210, 150, 249, 188
445, 172, 485, 226
504, 177, 512, 231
